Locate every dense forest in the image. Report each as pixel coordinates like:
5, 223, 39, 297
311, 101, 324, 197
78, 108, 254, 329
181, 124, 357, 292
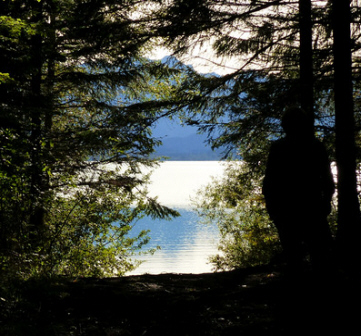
1, 0, 361, 280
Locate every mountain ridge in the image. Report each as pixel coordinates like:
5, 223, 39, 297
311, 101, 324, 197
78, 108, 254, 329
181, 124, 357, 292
153, 132, 223, 160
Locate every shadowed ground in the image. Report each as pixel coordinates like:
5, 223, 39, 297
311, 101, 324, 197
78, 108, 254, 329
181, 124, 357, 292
1, 265, 359, 335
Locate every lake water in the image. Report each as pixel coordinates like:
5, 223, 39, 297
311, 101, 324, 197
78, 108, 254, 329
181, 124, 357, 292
126, 161, 226, 275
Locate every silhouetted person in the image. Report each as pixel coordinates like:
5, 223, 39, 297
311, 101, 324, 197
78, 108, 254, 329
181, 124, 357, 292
262, 107, 335, 271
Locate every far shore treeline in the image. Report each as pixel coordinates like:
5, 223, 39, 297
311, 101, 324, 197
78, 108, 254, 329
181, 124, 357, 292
1, 1, 361, 280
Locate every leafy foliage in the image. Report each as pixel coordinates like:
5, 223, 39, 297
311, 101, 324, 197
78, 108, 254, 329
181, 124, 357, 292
2, 0, 361, 277
0, 0, 182, 278
194, 162, 280, 270
152, 0, 361, 268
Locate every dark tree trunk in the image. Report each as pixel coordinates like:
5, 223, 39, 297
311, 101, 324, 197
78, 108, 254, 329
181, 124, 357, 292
332, 0, 361, 262
299, 0, 314, 122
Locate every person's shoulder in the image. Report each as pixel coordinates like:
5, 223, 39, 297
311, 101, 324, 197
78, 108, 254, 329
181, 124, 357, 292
270, 137, 287, 145
270, 137, 287, 149
267, 138, 288, 157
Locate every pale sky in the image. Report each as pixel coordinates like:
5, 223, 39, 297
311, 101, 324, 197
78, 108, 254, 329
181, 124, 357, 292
146, 45, 240, 75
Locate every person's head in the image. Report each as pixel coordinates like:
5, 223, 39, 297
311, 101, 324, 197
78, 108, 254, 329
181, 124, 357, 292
281, 107, 313, 138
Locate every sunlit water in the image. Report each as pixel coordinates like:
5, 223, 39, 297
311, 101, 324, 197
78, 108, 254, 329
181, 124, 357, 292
126, 161, 226, 275
127, 209, 220, 275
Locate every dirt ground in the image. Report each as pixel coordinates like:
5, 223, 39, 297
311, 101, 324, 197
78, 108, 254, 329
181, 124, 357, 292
1, 264, 360, 335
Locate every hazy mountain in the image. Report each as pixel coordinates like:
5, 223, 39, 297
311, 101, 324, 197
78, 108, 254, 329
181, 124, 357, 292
150, 57, 226, 160
151, 118, 223, 160
154, 133, 223, 160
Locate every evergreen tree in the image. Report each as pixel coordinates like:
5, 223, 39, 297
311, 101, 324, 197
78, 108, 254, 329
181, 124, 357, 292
299, 0, 313, 118
0, 0, 180, 277
153, 0, 361, 267
331, 0, 361, 263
